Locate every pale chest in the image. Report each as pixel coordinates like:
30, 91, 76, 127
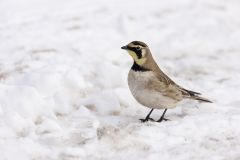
127, 70, 178, 109
128, 70, 153, 94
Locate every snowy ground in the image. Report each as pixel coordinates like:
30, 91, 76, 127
0, 0, 240, 159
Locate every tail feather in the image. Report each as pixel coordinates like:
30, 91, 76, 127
179, 87, 202, 96
191, 95, 213, 103
180, 87, 212, 103
184, 89, 201, 96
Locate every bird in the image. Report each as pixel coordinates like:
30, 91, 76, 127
121, 41, 212, 122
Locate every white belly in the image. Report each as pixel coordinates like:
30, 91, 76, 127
128, 70, 178, 109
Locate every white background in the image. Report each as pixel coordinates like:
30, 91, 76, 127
0, 0, 240, 159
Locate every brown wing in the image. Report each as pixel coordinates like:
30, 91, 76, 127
153, 69, 212, 103
146, 71, 183, 101
142, 54, 210, 102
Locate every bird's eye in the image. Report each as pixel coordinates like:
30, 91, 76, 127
136, 46, 141, 50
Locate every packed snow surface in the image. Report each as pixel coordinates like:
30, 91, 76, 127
0, 0, 240, 159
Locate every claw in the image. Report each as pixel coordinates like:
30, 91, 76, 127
139, 117, 155, 123
157, 117, 170, 122
162, 118, 169, 121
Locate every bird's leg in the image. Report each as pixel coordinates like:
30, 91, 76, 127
157, 109, 169, 122
140, 108, 155, 122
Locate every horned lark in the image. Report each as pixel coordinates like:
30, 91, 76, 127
121, 41, 212, 122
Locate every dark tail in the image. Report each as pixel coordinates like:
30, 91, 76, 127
180, 87, 212, 103
191, 95, 213, 103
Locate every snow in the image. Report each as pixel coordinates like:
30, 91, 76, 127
0, 0, 240, 159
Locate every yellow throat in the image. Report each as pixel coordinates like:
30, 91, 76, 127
128, 50, 147, 65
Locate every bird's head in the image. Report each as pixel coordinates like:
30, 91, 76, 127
121, 41, 150, 66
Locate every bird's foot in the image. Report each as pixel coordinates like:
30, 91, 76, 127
157, 117, 170, 123
140, 117, 155, 123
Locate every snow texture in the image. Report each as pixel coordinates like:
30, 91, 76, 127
0, 0, 240, 159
